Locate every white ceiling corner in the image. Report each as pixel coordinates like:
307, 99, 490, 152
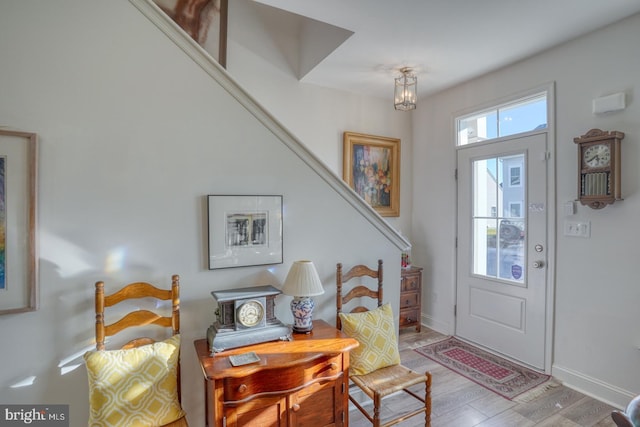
249, 1, 353, 80
250, 0, 640, 100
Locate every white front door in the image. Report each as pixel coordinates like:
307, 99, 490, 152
456, 132, 548, 370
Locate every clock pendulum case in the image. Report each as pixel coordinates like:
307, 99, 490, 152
207, 285, 291, 353
573, 128, 624, 209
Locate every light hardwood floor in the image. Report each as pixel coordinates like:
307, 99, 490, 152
349, 327, 618, 427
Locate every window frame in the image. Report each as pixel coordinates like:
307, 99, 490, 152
455, 88, 549, 147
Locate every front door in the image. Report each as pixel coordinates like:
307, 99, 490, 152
456, 132, 548, 370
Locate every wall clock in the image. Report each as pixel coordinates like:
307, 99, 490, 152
207, 285, 291, 353
573, 128, 624, 209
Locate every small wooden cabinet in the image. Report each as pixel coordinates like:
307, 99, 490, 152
400, 266, 423, 332
194, 320, 358, 427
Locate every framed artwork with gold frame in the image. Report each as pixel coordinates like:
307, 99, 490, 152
153, 0, 228, 68
343, 132, 400, 217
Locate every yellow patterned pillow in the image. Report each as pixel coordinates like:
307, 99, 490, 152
84, 334, 185, 427
339, 303, 401, 376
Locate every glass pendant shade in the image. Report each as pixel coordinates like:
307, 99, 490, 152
394, 68, 417, 111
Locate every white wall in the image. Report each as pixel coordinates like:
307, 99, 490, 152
0, 1, 406, 425
3, 0, 637, 421
413, 13, 640, 407
226, 0, 414, 238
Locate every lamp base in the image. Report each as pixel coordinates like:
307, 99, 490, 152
290, 296, 315, 334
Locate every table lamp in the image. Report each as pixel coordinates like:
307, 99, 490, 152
281, 260, 325, 333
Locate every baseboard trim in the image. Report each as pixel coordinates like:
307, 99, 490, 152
552, 364, 634, 410
421, 314, 451, 335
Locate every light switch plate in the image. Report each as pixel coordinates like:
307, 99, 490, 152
564, 220, 590, 238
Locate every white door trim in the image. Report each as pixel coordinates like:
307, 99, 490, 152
453, 82, 556, 374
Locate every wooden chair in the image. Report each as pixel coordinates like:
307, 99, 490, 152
336, 260, 432, 427
93, 275, 188, 427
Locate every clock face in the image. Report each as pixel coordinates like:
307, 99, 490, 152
583, 144, 610, 168
236, 300, 265, 328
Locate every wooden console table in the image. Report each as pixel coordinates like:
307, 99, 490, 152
194, 319, 359, 427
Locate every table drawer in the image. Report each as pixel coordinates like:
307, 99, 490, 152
399, 308, 420, 327
401, 275, 420, 292
400, 291, 419, 309
223, 354, 342, 402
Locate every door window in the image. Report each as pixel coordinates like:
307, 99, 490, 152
472, 154, 526, 284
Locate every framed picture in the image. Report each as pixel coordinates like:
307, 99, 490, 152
153, 0, 228, 67
204, 0, 228, 68
207, 195, 283, 269
343, 131, 400, 217
0, 130, 38, 315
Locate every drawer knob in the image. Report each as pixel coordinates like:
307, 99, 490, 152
330, 362, 338, 370
237, 384, 247, 393
292, 403, 300, 412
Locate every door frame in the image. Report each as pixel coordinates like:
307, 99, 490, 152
453, 82, 556, 373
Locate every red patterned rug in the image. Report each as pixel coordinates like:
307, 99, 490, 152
415, 337, 551, 400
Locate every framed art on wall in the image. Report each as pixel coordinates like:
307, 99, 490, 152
207, 195, 283, 269
202, 0, 228, 68
153, 0, 228, 67
343, 131, 400, 217
0, 130, 38, 315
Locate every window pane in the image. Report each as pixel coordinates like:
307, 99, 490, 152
498, 94, 547, 138
474, 217, 497, 277
473, 158, 498, 217
458, 110, 497, 145
456, 92, 547, 146
498, 219, 525, 282
472, 154, 526, 284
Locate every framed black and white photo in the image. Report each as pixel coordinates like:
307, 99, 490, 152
207, 195, 282, 269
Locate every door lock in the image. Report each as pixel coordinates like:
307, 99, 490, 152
532, 261, 545, 269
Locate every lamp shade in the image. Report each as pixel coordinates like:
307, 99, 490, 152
281, 260, 324, 297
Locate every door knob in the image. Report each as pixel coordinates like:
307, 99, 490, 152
533, 261, 544, 268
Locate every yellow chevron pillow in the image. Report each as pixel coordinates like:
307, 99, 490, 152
84, 334, 185, 427
339, 303, 401, 376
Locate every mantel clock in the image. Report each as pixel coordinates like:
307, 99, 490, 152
207, 285, 291, 353
573, 128, 624, 209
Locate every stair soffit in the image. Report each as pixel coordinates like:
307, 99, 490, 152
129, 0, 410, 251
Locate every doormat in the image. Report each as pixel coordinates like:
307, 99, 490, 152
415, 337, 553, 400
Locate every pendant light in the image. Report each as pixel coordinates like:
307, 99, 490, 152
394, 68, 417, 111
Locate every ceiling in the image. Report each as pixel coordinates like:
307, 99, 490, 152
251, 0, 640, 101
